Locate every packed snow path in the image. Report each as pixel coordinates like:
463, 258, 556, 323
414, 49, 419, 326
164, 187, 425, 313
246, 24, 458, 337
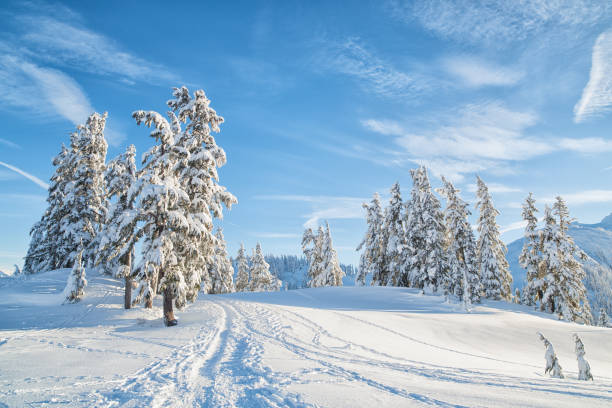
1, 270, 611, 407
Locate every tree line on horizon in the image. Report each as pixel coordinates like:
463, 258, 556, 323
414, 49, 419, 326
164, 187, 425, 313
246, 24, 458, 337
355, 167, 594, 325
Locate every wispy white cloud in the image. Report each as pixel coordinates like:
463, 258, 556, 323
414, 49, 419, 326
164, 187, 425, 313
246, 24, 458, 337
574, 30, 612, 123
0, 138, 20, 149
0, 5, 177, 131
442, 56, 524, 87
255, 194, 366, 229
253, 232, 301, 239
361, 101, 612, 181
394, 0, 610, 44
542, 190, 612, 206
466, 182, 521, 194
0, 54, 94, 126
500, 220, 527, 234
394, 103, 545, 161
18, 16, 176, 84
558, 137, 612, 153
360, 119, 404, 136
361, 102, 545, 181
320, 38, 427, 99
0, 161, 49, 189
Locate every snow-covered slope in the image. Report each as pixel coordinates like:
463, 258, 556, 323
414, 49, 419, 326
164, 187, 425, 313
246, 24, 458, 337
1, 269, 611, 407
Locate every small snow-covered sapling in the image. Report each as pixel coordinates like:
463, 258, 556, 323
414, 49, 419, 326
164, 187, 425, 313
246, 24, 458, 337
537, 332, 564, 378
573, 334, 593, 381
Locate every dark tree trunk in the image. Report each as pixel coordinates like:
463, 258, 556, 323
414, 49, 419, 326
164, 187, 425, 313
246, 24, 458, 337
123, 250, 132, 309
163, 287, 177, 326
124, 275, 132, 309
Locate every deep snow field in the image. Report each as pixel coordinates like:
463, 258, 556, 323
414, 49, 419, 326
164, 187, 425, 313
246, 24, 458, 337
0, 270, 611, 407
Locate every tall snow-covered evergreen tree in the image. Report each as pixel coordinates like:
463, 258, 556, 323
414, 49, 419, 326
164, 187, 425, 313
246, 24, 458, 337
356, 193, 385, 286
520, 193, 541, 306
404, 166, 446, 293
303, 226, 326, 287
95, 145, 139, 309
131, 87, 236, 325
209, 228, 235, 294
24, 144, 74, 273
320, 222, 345, 286
61, 113, 109, 268
63, 248, 87, 304
384, 183, 405, 286
169, 87, 236, 299
539, 198, 592, 324
598, 308, 610, 327
475, 176, 512, 301
25, 113, 108, 273
437, 177, 481, 303
249, 243, 279, 292
234, 243, 250, 292
131, 104, 192, 324
23, 219, 51, 275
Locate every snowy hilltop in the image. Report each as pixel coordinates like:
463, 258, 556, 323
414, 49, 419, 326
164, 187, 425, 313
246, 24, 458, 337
0, 268, 611, 407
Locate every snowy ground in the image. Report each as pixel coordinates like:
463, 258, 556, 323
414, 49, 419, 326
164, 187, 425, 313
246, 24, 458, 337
1, 270, 611, 407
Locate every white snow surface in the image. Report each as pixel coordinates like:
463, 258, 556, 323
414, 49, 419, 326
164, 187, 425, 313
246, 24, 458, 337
1, 269, 611, 407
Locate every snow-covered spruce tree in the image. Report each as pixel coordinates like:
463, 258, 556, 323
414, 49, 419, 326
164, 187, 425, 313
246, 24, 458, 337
95, 145, 139, 308
404, 166, 446, 293
320, 222, 345, 286
475, 176, 512, 301
131, 106, 191, 324
60, 113, 109, 268
63, 248, 87, 304
540, 197, 592, 324
520, 193, 541, 307
598, 308, 610, 327
169, 87, 236, 299
437, 177, 481, 303
23, 219, 50, 275
250, 243, 278, 291
234, 243, 250, 292
174, 91, 234, 292
132, 87, 236, 325
24, 144, 74, 273
356, 193, 385, 286
537, 332, 564, 378
209, 228, 235, 294
303, 226, 326, 288
573, 334, 593, 380
384, 183, 405, 286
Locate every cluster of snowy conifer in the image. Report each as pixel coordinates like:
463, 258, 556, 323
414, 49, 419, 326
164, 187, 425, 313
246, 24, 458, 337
520, 195, 593, 324
24, 87, 239, 325
356, 167, 511, 306
302, 222, 345, 288
234, 242, 282, 292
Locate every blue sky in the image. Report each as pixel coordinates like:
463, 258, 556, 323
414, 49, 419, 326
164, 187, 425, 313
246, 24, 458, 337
2, 0, 612, 272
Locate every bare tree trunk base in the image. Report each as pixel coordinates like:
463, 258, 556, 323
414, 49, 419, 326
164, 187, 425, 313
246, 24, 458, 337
163, 287, 177, 326
124, 275, 132, 309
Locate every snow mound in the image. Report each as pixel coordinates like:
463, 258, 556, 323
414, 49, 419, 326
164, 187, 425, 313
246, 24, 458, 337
0, 270, 611, 407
